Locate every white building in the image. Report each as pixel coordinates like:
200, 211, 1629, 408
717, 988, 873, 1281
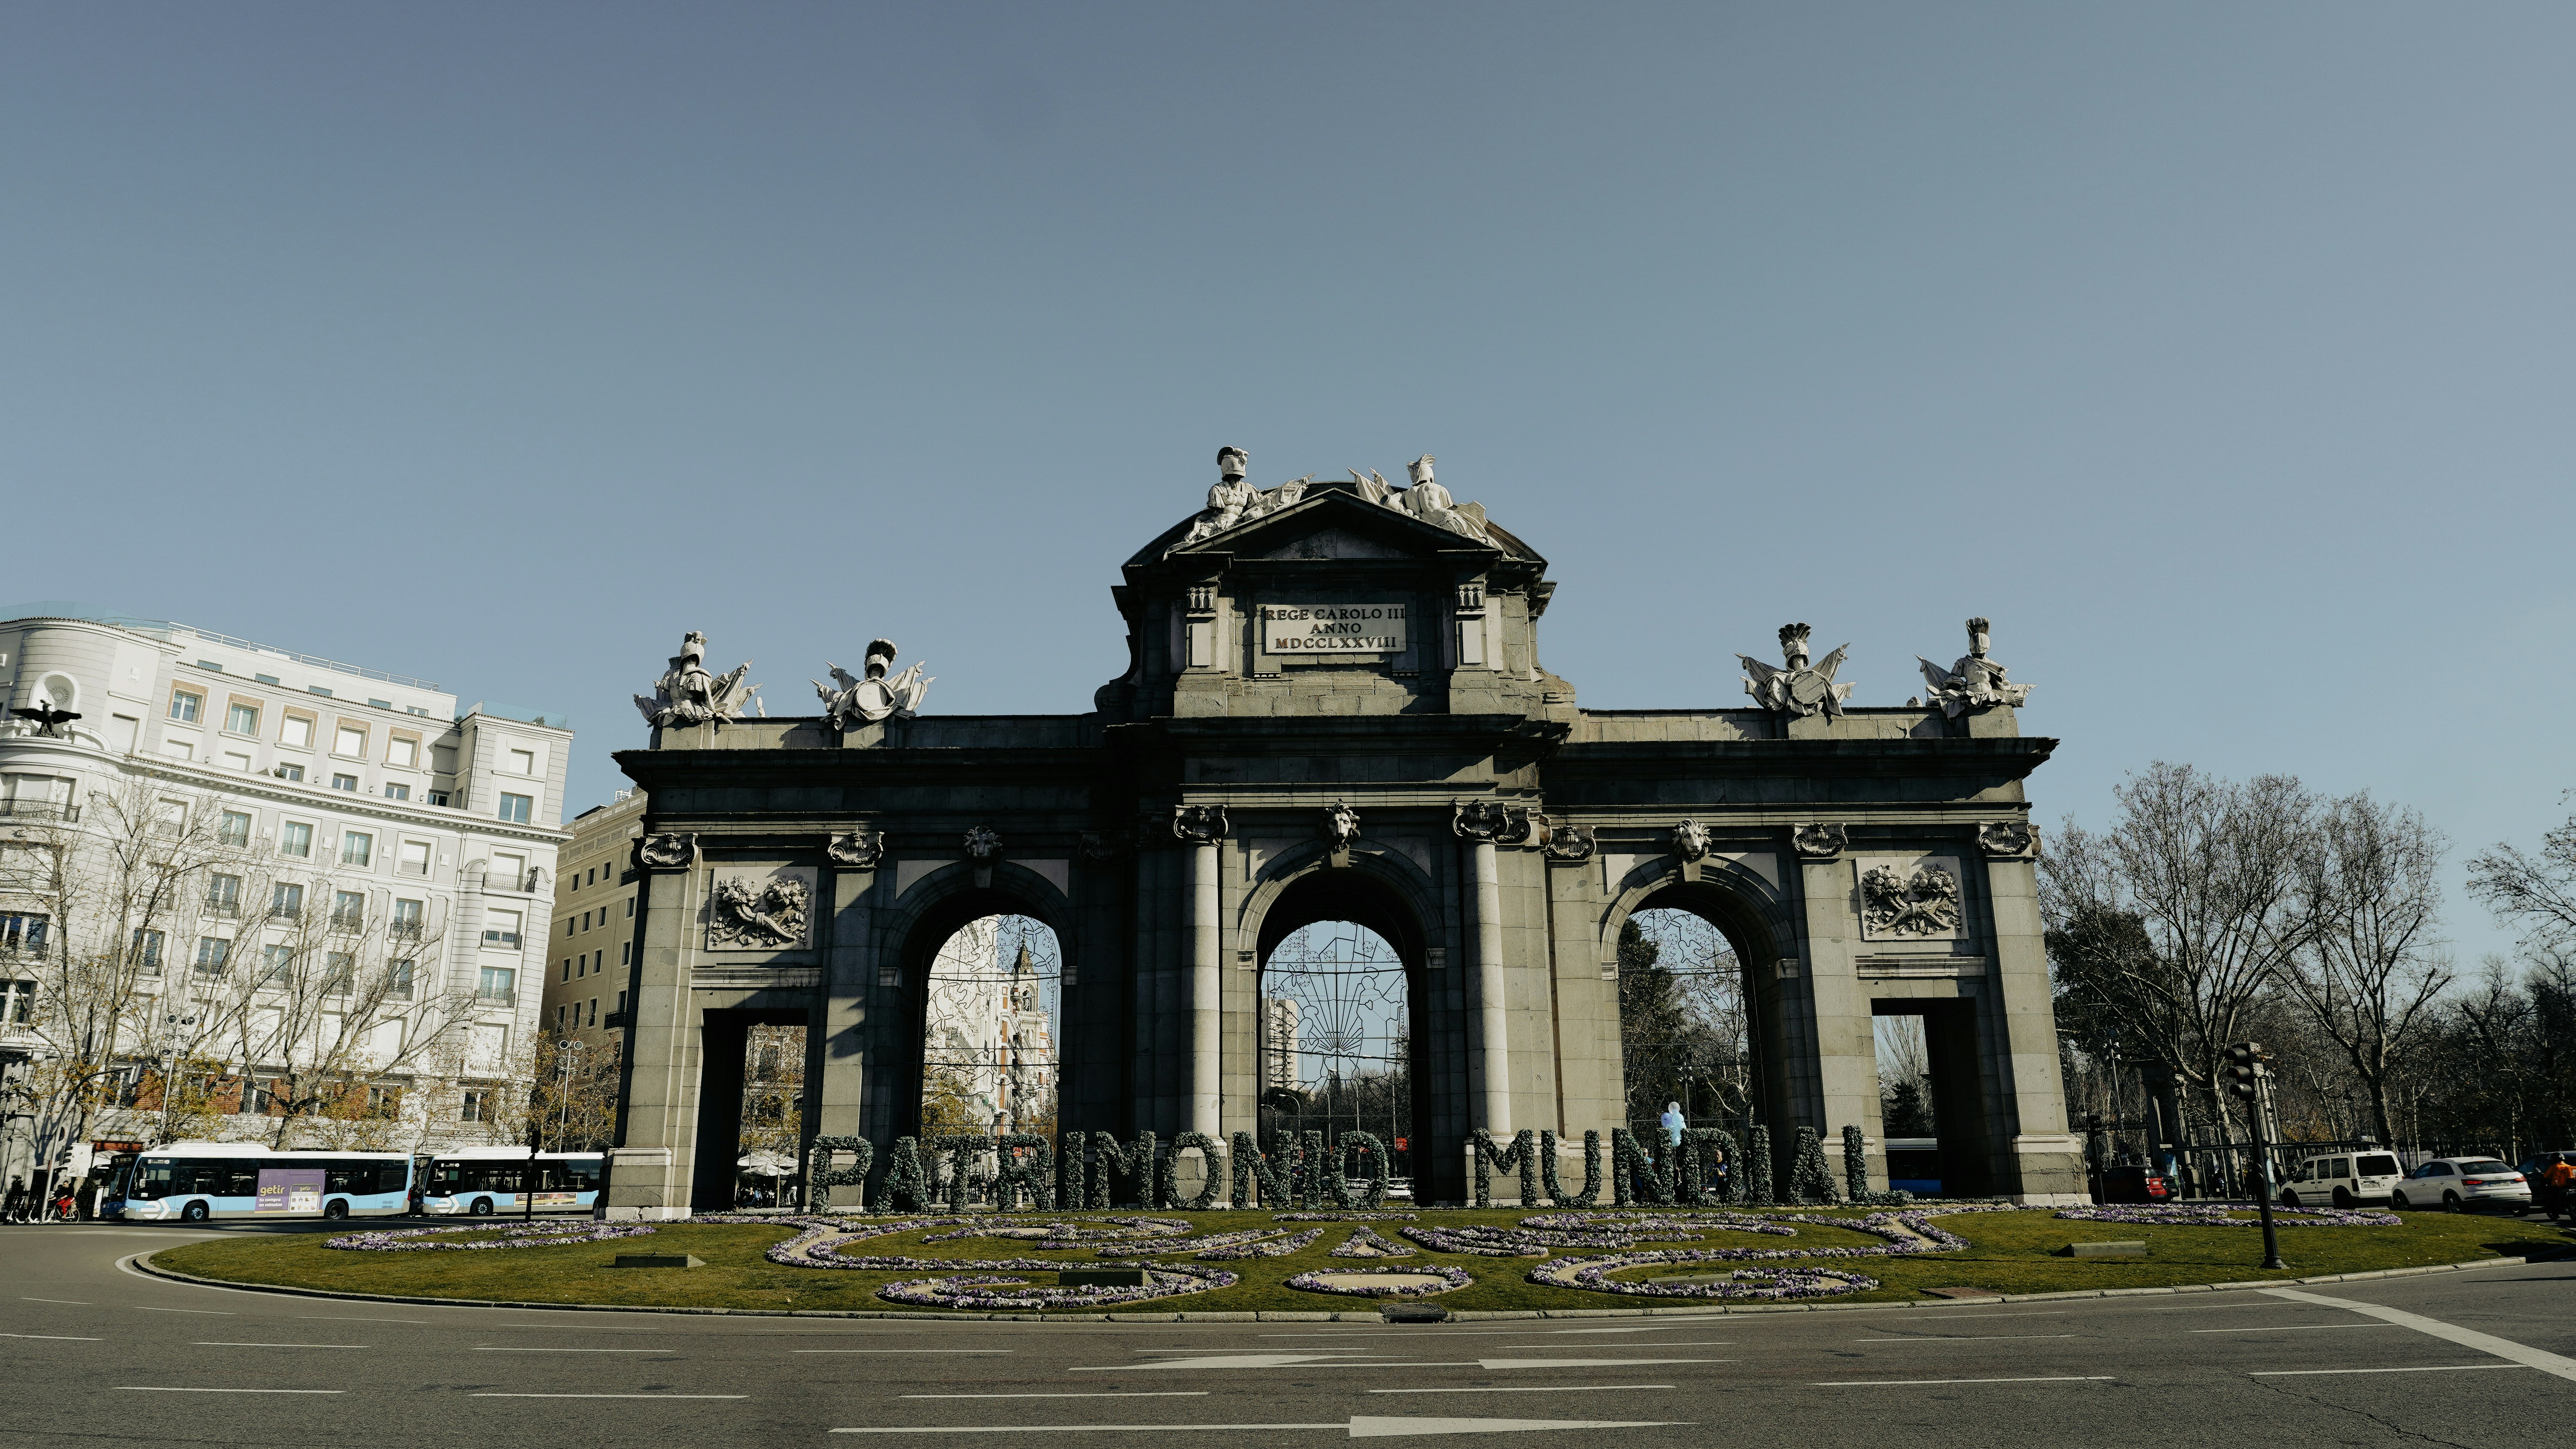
1260, 997, 1303, 1092
921, 923, 1055, 1133
0, 605, 571, 1189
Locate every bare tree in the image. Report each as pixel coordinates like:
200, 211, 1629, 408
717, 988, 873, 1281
2043, 763, 2320, 1147
2282, 792, 2452, 1143
2467, 791, 2576, 952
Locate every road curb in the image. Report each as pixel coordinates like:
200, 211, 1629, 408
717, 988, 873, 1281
130, 1246, 2564, 1324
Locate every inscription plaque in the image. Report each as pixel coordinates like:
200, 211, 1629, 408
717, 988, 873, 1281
1259, 603, 1408, 656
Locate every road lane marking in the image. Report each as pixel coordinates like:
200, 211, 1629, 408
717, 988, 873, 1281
834, 1418, 1686, 1437
1265, 1332, 1513, 1339
900, 1393, 1213, 1400
1369, 1385, 1675, 1394
116, 1388, 345, 1394
470, 1393, 748, 1399
1901, 1311, 2068, 1320
2191, 1324, 2401, 1333
22, 1297, 89, 1304
1, 1333, 102, 1341
1814, 1376, 2115, 1387
470, 1346, 671, 1353
1476, 1359, 1732, 1370
2258, 1287, 2576, 1383
296, 1316, 427, 1325
194, 1342, 369, 1349
1072, 1357, 1477, 1371
2248, 1365, 2535, 1377
1853, 1335, 2078, 1343
134, 1307, 232, 1315
794, 1349, 1013, 1354
1496, 1343, 1732, 1349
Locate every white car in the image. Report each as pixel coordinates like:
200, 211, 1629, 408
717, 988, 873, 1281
2280, 1150, 2404, 1208
2389, 1156, 2530, 1214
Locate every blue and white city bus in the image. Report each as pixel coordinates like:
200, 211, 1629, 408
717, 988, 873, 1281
118, 1143, 415, 1222
419, 1148, 604, 1215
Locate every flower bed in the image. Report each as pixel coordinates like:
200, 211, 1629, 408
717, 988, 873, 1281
876, 1262, 1238, 1311
322, 1222, 661, 1253
1285, 1264, 1472, 1298
1328, 1226, 1416, 1258
1193, 1226, 1324, 1260
2057, 1203, 2401, 1228
1273, 1212, 1418, 1222
1527, 1255, 1880, 1301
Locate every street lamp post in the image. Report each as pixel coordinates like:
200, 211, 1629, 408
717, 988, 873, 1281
157, 1012, 198, 1146
2225, 1042, 2287, 1272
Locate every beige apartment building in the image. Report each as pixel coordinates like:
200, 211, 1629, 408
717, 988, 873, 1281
541, 787, 645, 1056
0, 605, 572, 1188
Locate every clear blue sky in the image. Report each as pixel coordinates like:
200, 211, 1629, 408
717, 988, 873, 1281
7, 4, 2570, 965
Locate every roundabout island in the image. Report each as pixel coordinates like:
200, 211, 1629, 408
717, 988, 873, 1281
142, 1204, 2551, 1320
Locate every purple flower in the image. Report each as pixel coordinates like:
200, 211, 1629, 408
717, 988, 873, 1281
1285, 1264, 1472, 1298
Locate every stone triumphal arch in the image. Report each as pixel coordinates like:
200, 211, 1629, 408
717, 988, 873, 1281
604, 450, 2082, 1212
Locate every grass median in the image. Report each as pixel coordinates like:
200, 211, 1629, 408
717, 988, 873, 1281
149, 1206, 2571, 1316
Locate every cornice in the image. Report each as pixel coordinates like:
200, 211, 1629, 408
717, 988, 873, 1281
0, 740, 571, 846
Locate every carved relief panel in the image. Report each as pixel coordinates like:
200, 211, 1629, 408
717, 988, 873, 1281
1853, 853, 1971, 943
705, 864, 817, 951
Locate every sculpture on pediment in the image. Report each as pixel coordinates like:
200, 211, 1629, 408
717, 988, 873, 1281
815, 639, 934, 730
1452, 799, 1509, 843
1671, 820, 1711, 863
708, 873, 810, 949
635, 631, 758, 731
1391, 456, 1494, 545
1740, 624, 1853, 720
1917, 617, 2034, 718
827, 830, 885, 869
1171, 447, 1498, 554
1790, 823, 1847, 860
1172, 804, 1230, 844
1494, 805, 1536, 846
1977, 821, 2039, 859
635, 832, 698, 870
1860, 864, 1963, 939
1323, 802, 1362, 850
9, 704, 80, 740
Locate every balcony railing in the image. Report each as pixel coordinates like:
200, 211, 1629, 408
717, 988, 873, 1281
474, 988, 517, 1008
201, 900, 240, 919
328, 912, 367, 933
0, 800, 76, 823
389, 921, 423, 940
601, 1010, 630, 1029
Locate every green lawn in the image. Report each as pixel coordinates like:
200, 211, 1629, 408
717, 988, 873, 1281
152, 1207, 2571, 1317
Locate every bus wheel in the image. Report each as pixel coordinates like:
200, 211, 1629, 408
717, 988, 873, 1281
323, 1200, 349, 1221
181, 1201, 210, 1223
471, 1197, 494, 1216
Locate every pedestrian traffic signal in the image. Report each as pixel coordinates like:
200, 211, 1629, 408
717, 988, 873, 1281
2223, 1042, 2269, 1101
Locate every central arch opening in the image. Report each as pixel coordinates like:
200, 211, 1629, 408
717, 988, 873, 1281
908, 910, 1060, 1205
1254, 868, 1429, 1197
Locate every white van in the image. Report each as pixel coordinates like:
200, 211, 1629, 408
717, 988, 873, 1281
2279, 1150, 2404, 1208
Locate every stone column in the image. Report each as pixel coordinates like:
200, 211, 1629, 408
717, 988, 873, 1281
1472, 837, 1511, 1135
1189, 838, 1220, 1137
1175, 806, 1229, 1140
605, 832, 699, 1221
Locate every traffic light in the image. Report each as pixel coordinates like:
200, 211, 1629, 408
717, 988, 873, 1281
2224, 1042, 2269, 1101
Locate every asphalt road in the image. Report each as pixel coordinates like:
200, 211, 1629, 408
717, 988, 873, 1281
1, 1222, 2570, 1448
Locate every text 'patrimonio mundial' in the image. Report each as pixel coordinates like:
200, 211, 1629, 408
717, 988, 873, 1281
1261, 603, 1408, 654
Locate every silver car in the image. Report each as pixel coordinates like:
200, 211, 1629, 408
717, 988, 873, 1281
2389, 1156, 2530, 1213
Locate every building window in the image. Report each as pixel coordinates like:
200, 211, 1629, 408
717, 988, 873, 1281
620, 941, 632, 964
193, 937, 231, 976
389, 959, 414, 998
507, 748, 536, 776
280, 714, 314, 748
260, 943, 295, 985
477, 966, 516, 1003
335, 725, 367, 757
391, 898, 423, 938
368, 697, 391, 710
0, 978, 35, 1024
270, 882, 305, 919
498, 792, 533, 825
387, 737, 418, 768
492, 852, 527, 889
331, 773, 359, 792
278, 821, 313, 858
384, 783, 409, 801
331, 890, 367, 930
397, 840, 431, 877
426, 790, 453, 807
625, 897, 635, 918
255, 673, 279, 685
340, 831, 373, 867
153, 799, 187, 837
131, 928, 165, 975
483, 908, 522, 948
226, 702, 260, 735
323, 951, 355, 994
557, 1003, 568, 1029
561, 958, 571, 982
1, 913, 52, 956
206, 873, 242, 916
169, 691, 202, 723
218, 810, 252, 847
587, 998, 597, 1027
309, 685, 333, 698
460, 1088, 493, 1123
276, 763, 305, 783
615, 989, 627, 1021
